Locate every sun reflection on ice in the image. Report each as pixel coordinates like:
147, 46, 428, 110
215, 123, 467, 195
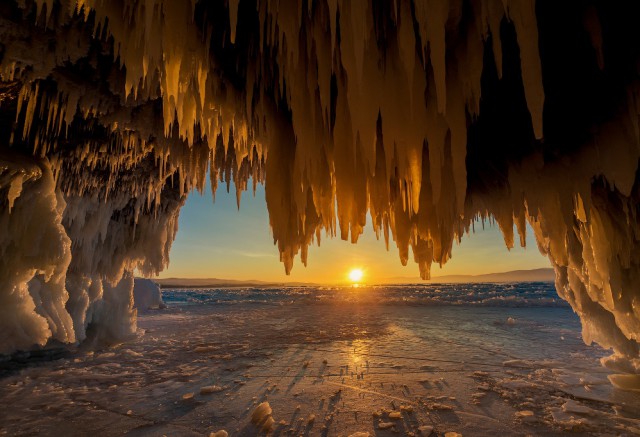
347, 339, 371, 377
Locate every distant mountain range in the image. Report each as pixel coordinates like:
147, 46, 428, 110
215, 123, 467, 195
152, 268, 555, 288
153, 277, 317, 288
388, 268, 555, 284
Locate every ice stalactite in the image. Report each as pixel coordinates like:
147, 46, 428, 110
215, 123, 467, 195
460, 191, 640, 385
503, 145, 640, 389
0, 0, 640, 388
58, 156, 186, 344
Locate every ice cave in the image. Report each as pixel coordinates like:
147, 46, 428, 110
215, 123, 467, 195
0, 0, 640, 396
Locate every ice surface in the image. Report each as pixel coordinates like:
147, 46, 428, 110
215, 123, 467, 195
562, 399, 596, 416
0, 0, 639, 386
161, 282, 564, 307
0, 292, 638, 435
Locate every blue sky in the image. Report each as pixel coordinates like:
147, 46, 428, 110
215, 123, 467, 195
159, 179, 549, 283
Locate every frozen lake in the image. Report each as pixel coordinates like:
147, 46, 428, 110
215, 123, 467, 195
1, 283, 639, 436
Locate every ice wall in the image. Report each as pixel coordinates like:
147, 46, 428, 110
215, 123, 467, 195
0, 0, 639, 388
0, 156, 74, 352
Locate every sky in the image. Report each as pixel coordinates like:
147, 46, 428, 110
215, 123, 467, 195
158, 179, 550, 284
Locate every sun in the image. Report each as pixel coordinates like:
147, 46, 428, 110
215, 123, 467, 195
348, 268, 364, 283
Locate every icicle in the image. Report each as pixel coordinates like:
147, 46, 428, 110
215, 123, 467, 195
505, 0, 544, 139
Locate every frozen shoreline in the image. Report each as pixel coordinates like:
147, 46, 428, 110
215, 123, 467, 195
0, 289, 639, 436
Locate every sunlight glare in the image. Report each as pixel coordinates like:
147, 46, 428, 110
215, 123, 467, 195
348, 268, 364, 283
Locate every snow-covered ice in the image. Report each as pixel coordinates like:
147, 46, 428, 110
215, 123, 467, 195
0, 284, 638, 436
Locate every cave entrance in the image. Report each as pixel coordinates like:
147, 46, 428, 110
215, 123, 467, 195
125, 184, 640, 434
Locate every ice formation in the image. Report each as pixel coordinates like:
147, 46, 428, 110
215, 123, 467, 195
0, 0, 640, 388
132, 277, 165, 311
200, 385, 225, 394
251, 401, 276, 433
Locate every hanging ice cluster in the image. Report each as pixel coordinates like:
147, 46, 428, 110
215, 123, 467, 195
0, 0, 639, 388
